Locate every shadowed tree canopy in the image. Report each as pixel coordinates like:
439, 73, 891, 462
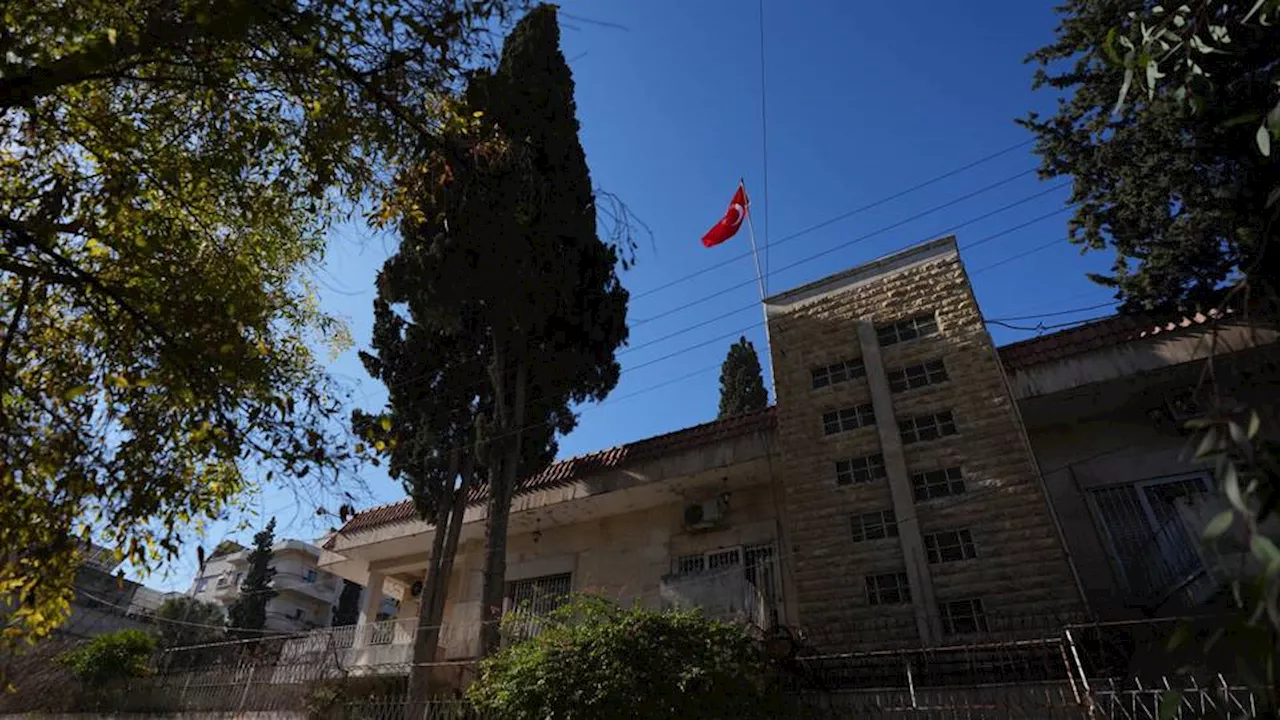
155, 596, 225, 647
377, 4, 632, 657
717, 336, 768, 419
1020, 0, 1280, 313
0, 0, 519, 647
226, 517, 276, 634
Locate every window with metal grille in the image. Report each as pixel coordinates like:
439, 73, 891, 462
302, 569, 317, 583
851, 510, 898, 542
887, 359, 949, 393
1089, 474, 1214, 604
939, 599, 988, 635
811, 358, 866, 389
822, 404, 876, 435
865, 572, 911, 605
675, 554, 706, 575
899, 411, 957, 444
912, 467, 965, 501
924, 529, 977, 563
507, 573, 572, 618
876, 313, 939, 347
836, 453, 886, 485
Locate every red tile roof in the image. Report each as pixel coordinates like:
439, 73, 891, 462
998, 309, 1229, 371
326, 407, 777, 543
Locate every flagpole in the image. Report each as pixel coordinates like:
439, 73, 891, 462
741, 179, 776, 399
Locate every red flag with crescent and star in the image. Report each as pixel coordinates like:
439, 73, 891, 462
701, 182, 749, 248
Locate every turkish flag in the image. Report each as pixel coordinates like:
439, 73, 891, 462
701, 183, 749, 248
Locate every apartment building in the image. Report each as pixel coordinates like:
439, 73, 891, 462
189, 538, 393, 632
316, 235, 1280, 672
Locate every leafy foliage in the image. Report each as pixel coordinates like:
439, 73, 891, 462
154, 596, 225, 647
379, 4, 632, 656
227, 517, 276, 634
0, 0, 520, 646
717, 336, 768, 419
468, 596, 784, 720
55, 629, 155, 687
1020, 0, 1280, 312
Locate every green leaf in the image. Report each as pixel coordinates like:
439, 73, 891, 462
1202, 510, 1234, 541
1251, 535, 1280, 566
1248, 410, 1262, 438
1224, 463, 1245, 512
106, 28, 117, 45
379, 416, 392, 432
1158, 690, 1182, 720
62, 385, 91, 401
1267, 186, 1280, 209
1258, 122, 1272, 157
1195, 427, 1220, 459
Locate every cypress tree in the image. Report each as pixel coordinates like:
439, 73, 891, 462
227, 517, 277, 635
718, 336, 769, 418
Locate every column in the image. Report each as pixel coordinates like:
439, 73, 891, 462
855, 319, 942, 645
354, 570, 384, 648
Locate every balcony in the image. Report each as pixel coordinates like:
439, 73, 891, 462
271, 571, 339, 603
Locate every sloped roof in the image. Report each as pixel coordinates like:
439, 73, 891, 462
326, 407, 777, 544
998, 309, 1229, 371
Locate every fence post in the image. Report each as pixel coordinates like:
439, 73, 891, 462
1063, 628, 1097, 719
237, 663, 256, 713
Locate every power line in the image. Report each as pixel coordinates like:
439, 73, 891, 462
986, 302, 1115, 323
632, 138, 1035, 301
986, 314, 1114, 333
634, 178, 1067, 328
970, 236, 1065, 276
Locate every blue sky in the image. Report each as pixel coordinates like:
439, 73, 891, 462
135, 0, 1120, 589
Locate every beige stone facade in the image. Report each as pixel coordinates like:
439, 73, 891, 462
763, 236, 1082, 650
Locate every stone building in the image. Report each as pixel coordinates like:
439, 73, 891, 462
314, 235, 1279, 674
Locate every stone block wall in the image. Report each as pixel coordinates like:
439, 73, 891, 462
764, 236, 1082, 651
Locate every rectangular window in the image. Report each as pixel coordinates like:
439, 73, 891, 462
939, 599, 989, 635
676, 554, 706, 575
924, 529, 977, 563
291, 607, 306, 621
822, 403, 876, 435
302, 569, 318, 583
811, 358, 866, 389
1090, 474, 1215, 604
876, 313, 939, 347
836, 453, 886, 485
887, 359, 949, 393
507, 573, 573, 618
912, 467, 966, 501
865, 572, 911, 606
899, 411, 957, 445
195, 578, 208, 592
851, 510, 898, 542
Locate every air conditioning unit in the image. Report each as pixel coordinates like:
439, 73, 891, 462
410, 580, 424, 598
683, 495, 728, 531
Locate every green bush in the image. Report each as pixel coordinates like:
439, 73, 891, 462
55, 628, 155, 687
467, 595, 785, 720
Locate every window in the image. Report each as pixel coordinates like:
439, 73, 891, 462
1090, 474, 1214, 603
939, 599, 988, 635
302, 569, 318, 583
836, 453, 886, 485
865, 572, 911, 605
899, 411, 957, 444
822, 404, 876, 435
887, 359, 949, 393
707, 547, 743, 570
291, 607, 307, 621
924, 529, 977, 563
912, 467, 966, 501
877, 313, 939, 347
676, 554, 706, 575
811, 358, 866, 389
194, 578, 208, 592
851, 510, 899, 542
507, 573, 573, 618
234, 572, 243, 585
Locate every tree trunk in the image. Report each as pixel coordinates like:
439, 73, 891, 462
405, 449, 459, 716
479, 360, 526, 656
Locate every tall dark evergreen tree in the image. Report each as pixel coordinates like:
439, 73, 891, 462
1020, 0, 1280, 313
717, 336, 768, 419
227, 517, 276, 634
332, 580, 362, 627
384, 3, 631, 659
